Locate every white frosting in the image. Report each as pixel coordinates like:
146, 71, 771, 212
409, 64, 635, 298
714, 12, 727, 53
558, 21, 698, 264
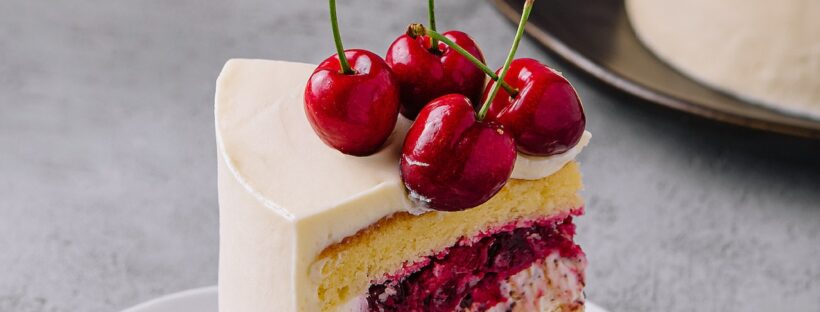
512, 131, 591, 180
627, 0, 820, 120
216, 59, 588, 311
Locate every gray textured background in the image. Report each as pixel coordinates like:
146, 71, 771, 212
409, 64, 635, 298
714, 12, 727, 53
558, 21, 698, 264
1, 1, 819, 311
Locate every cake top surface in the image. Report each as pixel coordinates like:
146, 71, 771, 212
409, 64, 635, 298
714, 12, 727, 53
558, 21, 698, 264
216, 59, 414, 221
215, 59, 590, 222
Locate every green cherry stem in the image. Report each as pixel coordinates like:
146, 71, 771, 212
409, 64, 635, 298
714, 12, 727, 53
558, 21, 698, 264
427, 0, 440, 53
477, 0, 534, 121
407, 24, 518, 96
329, 0, 354, 74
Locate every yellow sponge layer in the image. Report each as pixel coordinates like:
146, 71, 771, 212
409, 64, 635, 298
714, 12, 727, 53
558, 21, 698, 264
312, 161, 584, 311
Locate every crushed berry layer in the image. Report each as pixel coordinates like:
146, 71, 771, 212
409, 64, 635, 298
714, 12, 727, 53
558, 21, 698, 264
366, 217, 583, 312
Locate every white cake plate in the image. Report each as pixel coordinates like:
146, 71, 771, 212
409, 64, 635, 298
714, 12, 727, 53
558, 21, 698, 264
121, 286, 609, 312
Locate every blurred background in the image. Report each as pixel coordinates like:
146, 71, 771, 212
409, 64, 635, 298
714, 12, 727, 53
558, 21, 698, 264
1, 0, 818, 311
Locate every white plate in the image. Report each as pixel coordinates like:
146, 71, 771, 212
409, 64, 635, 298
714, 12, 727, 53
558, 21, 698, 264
121, 286, 609, 312
122, 286, 218, 312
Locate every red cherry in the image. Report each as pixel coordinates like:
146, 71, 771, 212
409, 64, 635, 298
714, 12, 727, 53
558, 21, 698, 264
304, 49, 400, 156
386, 31, 486, 119
400, 94, 516, 212
482, 58, 585, 156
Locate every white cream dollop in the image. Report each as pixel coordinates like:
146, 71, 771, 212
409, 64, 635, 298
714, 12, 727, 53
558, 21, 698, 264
511, 131, 591, 180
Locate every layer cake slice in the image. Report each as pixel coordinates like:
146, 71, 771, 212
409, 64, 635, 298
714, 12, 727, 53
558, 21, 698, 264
216, 59, 590, 311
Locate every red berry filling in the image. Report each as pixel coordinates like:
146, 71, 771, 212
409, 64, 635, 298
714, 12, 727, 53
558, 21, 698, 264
366, 217, 584, 312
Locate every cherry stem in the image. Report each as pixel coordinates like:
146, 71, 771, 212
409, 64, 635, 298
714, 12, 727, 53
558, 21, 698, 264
407, 24, 518, 96
329, 0, 354, 74
427, 0, 440, 53
477, 0, 534, 121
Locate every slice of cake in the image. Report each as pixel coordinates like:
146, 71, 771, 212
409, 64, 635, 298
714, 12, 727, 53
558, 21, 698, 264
216, 59, 591, 311
626, 0, 820, 120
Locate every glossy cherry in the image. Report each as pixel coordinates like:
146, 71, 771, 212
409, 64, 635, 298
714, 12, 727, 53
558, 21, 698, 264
386, 31, 486, 119
304, 49, 400, 156
482, 58, 585, 156
400, 94, 516, 211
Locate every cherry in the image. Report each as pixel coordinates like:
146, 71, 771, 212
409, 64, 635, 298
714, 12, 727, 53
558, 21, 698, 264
304, 0, 400, 156
386, 31, 486, 119
304, 49, 400, 156
400, 94, 516, 211
482, 58, 585, 156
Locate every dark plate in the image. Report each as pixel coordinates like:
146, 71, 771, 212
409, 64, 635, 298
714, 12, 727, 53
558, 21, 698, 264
491, 0, 820, 139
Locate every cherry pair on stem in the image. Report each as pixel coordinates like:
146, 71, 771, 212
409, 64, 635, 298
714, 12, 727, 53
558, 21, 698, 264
402, 0, 576, 212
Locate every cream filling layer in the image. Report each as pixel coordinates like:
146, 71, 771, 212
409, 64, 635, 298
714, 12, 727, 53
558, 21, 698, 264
216, 59, 589, 310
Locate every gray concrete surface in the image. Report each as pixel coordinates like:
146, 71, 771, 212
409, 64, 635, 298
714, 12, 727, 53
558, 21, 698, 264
1, 1, 819, 311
